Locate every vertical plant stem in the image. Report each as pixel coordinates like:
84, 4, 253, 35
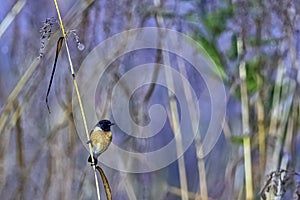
15, 102, 25, 199
265, 60, 284, 174
280, 115, 294, 170
164, 52, 189, 200
237, 36, 253, 199
52, 0, 101, 199
154, 1, 189, 198
124, 177, 138, 200
177, 57, 208, 200
256, 79, 266, 178
271, 78, 293, 172
0, 0, 93, 135
254, 7, 266, 178
280, 20, 300, 170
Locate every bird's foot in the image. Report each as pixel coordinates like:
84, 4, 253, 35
88, 155, 98, 166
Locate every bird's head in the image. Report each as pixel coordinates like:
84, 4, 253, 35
97, 119, 115, 131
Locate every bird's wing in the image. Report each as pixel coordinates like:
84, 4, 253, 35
86, 129, 94, 144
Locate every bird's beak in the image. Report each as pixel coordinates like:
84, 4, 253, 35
110, 123, 115, 126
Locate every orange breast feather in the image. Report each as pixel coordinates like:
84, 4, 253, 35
90, 130, 112, 154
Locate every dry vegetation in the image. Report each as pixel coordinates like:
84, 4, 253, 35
0, 0, 300, 199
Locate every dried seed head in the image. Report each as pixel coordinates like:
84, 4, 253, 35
39, 17, 59, 58
77, 43, 85, 51
261, 169, 300, 199
68, 29, 85, 51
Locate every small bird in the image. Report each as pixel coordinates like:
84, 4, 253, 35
87, 119, 114, 166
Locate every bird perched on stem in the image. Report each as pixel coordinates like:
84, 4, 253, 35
87, 120, 114, 166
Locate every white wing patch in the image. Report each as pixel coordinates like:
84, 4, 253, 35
94, 126, 102, 131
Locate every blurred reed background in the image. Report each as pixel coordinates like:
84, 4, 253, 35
0, 0, 300, 199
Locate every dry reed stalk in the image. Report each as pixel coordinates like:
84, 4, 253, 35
270, 78, 294, 173
268, 35, 297, 174
256, 83, 266, 178
279, 25, 300, 171
169, 186, 214, 200
0, 58, 40, 135
96, 166, 112, 200
177, 57, 208, 200
237, 36, 253, 199
0, 0, 94, 135
124, 177, 137, 200
14, 102, 25, 199
0, 0, 25, 38
52, 0, 101, 199
163, 45, 189, 200
265, 59, 284, 174
265, 6, 299, 176
153, 2, 189, 199
280, 116, 294, 170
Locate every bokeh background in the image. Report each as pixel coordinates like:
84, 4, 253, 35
1, 0, 300, 199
